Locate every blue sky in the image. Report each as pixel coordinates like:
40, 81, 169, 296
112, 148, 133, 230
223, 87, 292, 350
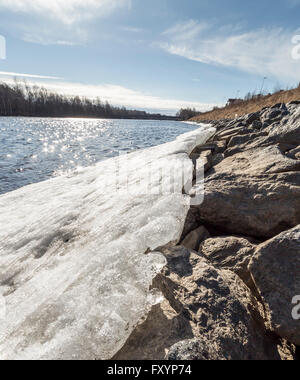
0, 0, 300, 114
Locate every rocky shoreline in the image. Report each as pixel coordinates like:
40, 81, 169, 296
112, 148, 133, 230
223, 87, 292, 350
114, 102, 300, 360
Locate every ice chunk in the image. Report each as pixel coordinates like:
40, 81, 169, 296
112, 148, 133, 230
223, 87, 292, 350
0, 124, 215, 360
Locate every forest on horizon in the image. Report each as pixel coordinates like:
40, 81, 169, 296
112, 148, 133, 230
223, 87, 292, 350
0, 81, 179, 120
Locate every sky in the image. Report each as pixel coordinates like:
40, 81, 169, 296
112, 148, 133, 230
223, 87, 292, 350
0, 0, 300, 115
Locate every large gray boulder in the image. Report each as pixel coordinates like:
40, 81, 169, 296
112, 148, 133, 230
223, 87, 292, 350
191, 144, 300, 238
249, 226, 300, 345
167, 337, 296, 361
267, 108, 300, 146
200, 236, 257, 289
216, 145, 300, 176
287, 146, 300, 160
153, 246, 291, 360
225, 107, 300, 156
169, 105, 300, 359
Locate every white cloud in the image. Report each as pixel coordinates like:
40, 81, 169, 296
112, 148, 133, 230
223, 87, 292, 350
0, 0, 131, 44
120, 26, 145, 33
0, 73, 219, 114
286, 0, 300, 6
0, 0, 131, 25
159, 20, 300, 83
0, 71, 62, 80
162, 20, 209, 41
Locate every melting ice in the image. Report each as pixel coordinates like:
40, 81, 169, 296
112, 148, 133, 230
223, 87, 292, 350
0, 125, 215, 360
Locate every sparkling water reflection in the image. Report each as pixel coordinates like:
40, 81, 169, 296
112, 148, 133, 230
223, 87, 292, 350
0, 117, 198, 195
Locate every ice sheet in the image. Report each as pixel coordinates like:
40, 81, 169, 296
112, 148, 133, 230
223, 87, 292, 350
0, 124, 215, 360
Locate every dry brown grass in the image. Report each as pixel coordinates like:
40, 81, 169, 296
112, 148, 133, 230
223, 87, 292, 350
190, 86, 300, 121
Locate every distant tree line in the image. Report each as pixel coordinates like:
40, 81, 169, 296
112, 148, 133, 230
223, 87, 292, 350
176, 107, 201, 121
0, 81, 178, 120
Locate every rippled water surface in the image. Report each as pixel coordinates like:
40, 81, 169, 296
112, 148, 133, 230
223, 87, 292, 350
0, 117, 197, 195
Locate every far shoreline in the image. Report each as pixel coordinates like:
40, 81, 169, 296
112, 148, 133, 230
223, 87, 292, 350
0, 115, 180, 122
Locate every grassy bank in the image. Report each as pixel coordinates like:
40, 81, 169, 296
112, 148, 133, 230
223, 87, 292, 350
190, 85, 300, 122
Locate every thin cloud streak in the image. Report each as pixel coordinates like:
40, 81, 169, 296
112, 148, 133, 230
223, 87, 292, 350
0, 0, 131, 45
0, 71, 62, 80
159, 20, 300, 84
120, 26, 145, 33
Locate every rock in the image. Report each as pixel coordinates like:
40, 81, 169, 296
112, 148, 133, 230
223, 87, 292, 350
271, 103, 288, 111
215, 140, 227, 153
167, 337, 296, 361
224, 107, 300, 156
211, 153, 225, 167
197, 151, 213, 174
181, 226, 210, 251
268, 109, 282, 120
279, 143, 298, 153
262, 121, 271, 128
116, 106, 300, 361
200, 236, 256, 288
286, 146, 300, 159
249, 226, 300, 345
215, 128, 257, 146
167, 339, 218, 360
225, 131, 268, 157
154, 246, 292, 360
192, 171, 300, 238
211, 121, 245, 141
252, 120, 263, 129
216, 146, 300, 176
191, 142, 300, 238
216, 127, 245, 140
281, 110, 289, 117
262, 108, 283, 122
191, 143, 218, 154
191, 151, 213, 175
267, 109, 300, 146
288, 100, 300, 106
113, 299, 194, 360
223, 121, 245, 130
245, 112, 260, 126
181, 207, 202, 241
